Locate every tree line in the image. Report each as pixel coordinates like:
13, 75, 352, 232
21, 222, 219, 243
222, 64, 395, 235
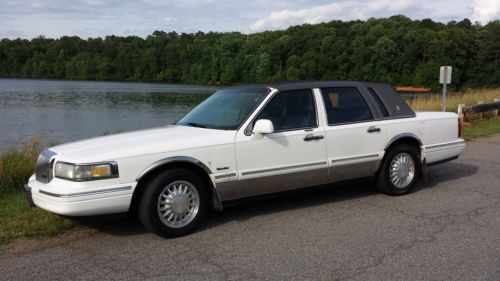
0, 16, 499, 90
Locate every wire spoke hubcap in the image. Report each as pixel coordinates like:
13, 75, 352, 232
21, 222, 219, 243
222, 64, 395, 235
389, 152, 415, 188
157, 180, 200, 228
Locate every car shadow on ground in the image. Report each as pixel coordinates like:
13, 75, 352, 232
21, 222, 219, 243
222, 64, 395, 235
71, 161, 478, 238
414, 162, 479, 191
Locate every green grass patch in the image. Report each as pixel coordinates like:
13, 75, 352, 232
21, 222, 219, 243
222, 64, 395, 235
462, 117, 500, 140
0, 139, 78, 246
0, 192, 77, 246
0, 139, 41, 195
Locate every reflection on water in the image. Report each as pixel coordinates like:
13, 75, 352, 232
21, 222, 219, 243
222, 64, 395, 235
0, 78, 219, 149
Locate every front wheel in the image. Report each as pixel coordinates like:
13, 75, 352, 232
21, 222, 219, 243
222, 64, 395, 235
376, 144, 420, 195
138, 168, 208, 238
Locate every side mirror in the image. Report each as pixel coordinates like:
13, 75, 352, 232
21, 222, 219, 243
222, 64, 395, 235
252, 119, 274, 138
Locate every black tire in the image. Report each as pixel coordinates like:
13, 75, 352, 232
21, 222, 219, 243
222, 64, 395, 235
376, 144, 420, 196
138, 168, 208, 238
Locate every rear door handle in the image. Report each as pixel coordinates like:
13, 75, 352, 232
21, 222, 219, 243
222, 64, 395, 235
367, 126, 381, 133
304, 134, 324, 141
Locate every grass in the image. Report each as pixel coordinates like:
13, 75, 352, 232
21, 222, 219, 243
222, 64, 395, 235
462, 117, 500, 140
0, 192, 77, 246
0, 139, 78, 246
0, 138, 43, 195
405, 88, 500, 112
404, 87, 500, 140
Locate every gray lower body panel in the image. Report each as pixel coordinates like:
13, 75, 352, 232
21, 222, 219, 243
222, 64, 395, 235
329, 159, 380, 182
237, 167, 329, 198
215, 159, 380, 203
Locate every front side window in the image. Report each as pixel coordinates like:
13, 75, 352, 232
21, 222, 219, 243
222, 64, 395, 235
255, 89, 317, 132
177, 88, 269, 130
321, 87, 373, 125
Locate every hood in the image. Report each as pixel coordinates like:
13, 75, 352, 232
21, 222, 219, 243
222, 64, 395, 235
50, 125, 235, 163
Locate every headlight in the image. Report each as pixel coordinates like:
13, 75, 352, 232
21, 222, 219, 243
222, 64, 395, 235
55, 162, 118, 181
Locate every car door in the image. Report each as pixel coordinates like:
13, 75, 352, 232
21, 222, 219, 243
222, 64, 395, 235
319, 86, 388, 182
234, 88, 329, 198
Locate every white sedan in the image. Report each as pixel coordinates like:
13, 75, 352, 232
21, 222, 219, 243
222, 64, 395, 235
25, 81, 465, 237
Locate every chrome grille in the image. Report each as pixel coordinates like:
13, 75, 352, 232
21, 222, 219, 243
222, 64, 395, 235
35, 150, 57, 183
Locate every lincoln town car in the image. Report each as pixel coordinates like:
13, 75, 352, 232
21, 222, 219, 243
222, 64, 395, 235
25, 81, 465, 237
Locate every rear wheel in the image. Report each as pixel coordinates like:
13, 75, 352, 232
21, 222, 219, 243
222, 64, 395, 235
138, 168, 208, 238
376, 144, 420, 195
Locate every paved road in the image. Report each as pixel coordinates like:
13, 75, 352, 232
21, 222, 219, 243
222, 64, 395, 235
1, 135, 500, 281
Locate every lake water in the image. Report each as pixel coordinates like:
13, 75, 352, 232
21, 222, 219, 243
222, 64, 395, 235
0, 78, 220, 149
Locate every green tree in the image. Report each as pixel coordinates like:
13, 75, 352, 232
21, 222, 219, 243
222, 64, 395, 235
0, 17, 499, 90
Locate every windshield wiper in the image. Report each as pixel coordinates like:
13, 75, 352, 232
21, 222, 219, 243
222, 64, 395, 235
186, 122, 207, 128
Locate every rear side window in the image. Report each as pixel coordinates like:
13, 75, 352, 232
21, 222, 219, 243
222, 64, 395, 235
320, 87, 373, 125
367, 87, 389, 117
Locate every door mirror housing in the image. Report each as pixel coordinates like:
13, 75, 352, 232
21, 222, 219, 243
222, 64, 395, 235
252, 119, 274, 138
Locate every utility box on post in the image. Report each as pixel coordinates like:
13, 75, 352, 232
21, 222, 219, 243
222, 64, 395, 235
439, 66, 452, 112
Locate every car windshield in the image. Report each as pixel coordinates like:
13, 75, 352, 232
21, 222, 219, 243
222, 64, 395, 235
177, 88, 270, 130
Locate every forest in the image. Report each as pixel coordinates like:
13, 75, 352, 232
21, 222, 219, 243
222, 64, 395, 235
0, 16, 499, 90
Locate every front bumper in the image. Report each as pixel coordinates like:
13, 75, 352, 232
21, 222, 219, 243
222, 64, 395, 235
26, 175, 136, 216
24, 184, 36, 207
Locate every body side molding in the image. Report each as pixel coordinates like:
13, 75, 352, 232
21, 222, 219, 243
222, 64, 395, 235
424, 139, 465, 150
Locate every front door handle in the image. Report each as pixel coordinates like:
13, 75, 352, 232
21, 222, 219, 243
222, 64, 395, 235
367, 126, 381, 133
304, 134, 324, 141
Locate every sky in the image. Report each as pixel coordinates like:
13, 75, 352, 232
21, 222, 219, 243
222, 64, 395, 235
0, 0, 499, 39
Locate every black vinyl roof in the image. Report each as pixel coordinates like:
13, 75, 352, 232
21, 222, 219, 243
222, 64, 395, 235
230, 80, 415, 119
230, 80, 368, 91
361, 81, 416, 118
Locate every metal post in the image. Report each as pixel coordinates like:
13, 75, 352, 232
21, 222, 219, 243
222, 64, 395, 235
458, 104, 465, 123
442, 67, 447, 112
494, 98, 499, 117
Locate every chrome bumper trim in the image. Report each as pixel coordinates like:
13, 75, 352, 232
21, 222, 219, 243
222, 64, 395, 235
39, 186, 133, 198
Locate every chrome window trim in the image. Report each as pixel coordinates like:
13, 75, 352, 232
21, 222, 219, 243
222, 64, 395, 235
231, 86, 274, 132
370, 115, 416, 122
39, 186, 132, 198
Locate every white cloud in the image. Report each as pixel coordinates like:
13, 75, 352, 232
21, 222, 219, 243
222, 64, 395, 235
249, 0, 419, 32
471, 0, 500, 24
140, 0, 216, 8
0, 0, 496, 39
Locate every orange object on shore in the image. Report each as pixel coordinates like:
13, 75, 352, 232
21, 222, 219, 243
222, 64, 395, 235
395, 86, 432, 92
